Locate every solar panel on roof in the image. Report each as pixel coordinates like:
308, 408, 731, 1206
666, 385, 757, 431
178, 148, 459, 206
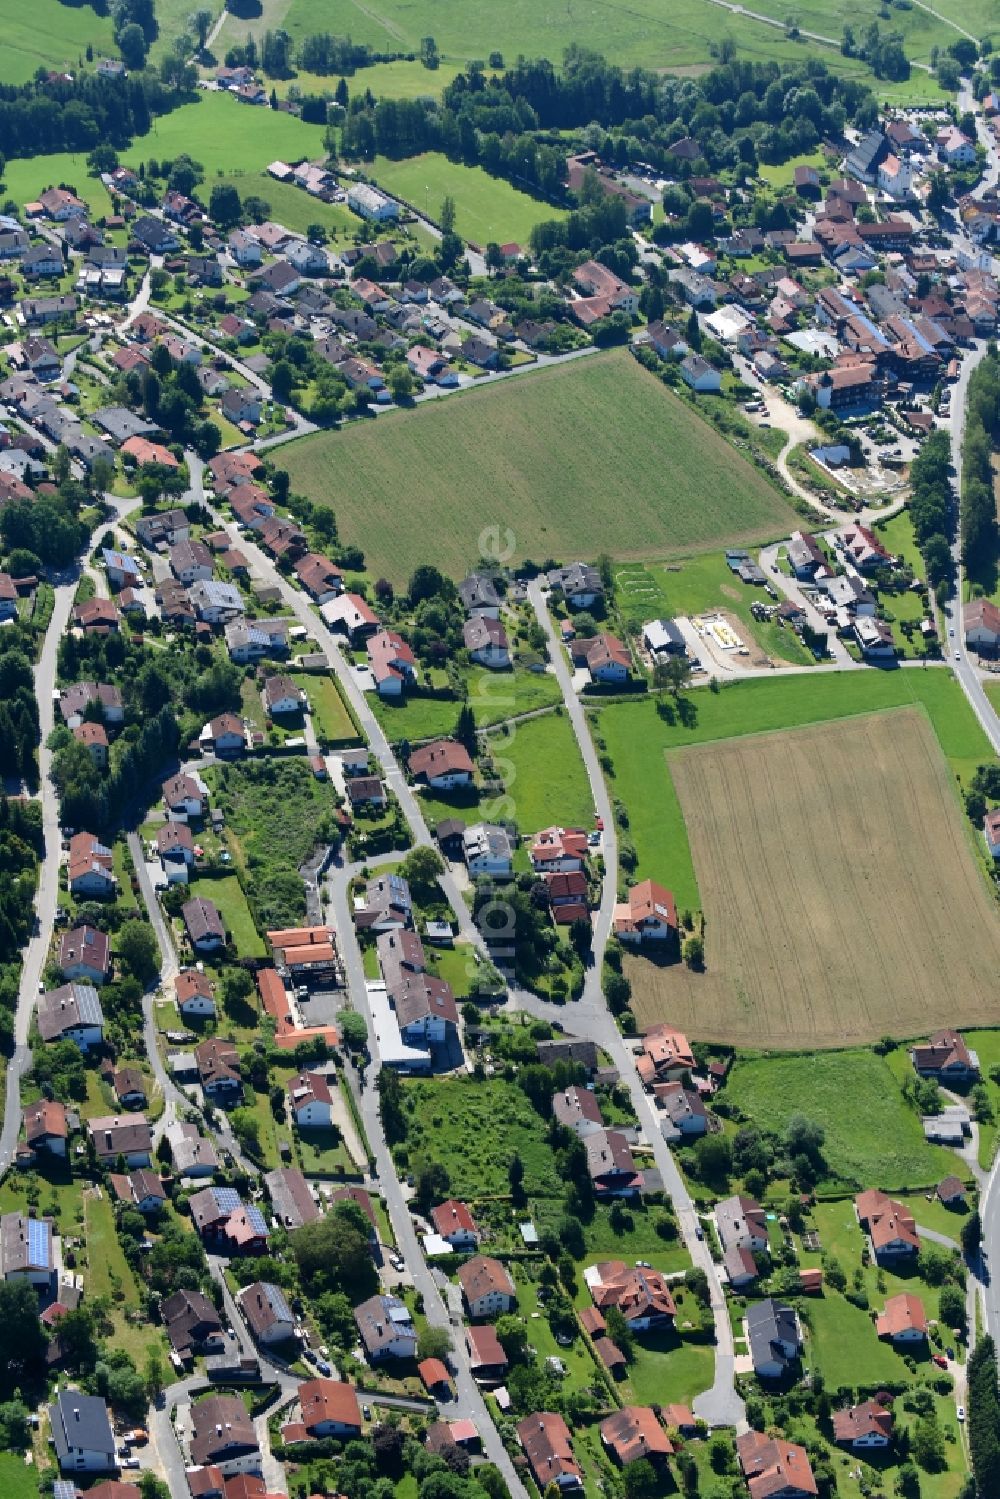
28, 1217, 50, 1267
213, 1186, 241, 1212
245, 1205, 269, 1236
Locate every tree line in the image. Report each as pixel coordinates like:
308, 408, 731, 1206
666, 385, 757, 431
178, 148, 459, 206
961, 349, 1000, 590
339, 47, 877, 195
907, 429, 955, 600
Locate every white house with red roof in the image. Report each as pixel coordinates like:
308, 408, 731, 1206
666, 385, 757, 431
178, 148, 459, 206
613, 880, 677, 943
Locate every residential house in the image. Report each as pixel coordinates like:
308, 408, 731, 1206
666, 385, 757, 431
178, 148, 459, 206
157, 821, 195, 883
463, 823, 513, 878
716, 1194, 769, 1255
183, 896, 226, 953
832, 1399, 894, 1451
48, 1392, 116, 1474
746, 1298, 800, 1379
73, 722, 109, 769
457, 1256, 517, 1318
23, 1099, 68, 1158
294, 1380, 362, 1439
585, 1129, 642, 1198
408, 739, 474, 789
110, 1168, 165, 1214
600, 1407, 673, 1468
530, 826, 589, 872
355, 872, 412, 931
368, 629, 417, 697
517, 1413, 582, 1492
37, 982, 104, 1051
189, 1395, 260, 1476
161, 1289, 224, 1358
165, 1120, 219, 1179
196, 1038, 242, 1103
959, 593, 1000, 647
736, 1431, 817, 1499
163, 771, 206, 821
680, 354, 722, 392
200, 713, 245, 757
354, 1293, 417, 1360
586, 1260, 676, 1330
552, 1085, 604, 1138
465, 1324, 508, 1382
169, 539, 214, 585
612, 880, 677, 944
321, 592, 380, 643
655, 1081, 708, 1137
111, 1066, 147, 1109
464, 614, 510, 668
87, 1114, 152, 1167
937, 1175, 967, 1208
855, 1190, 920, 1263
546, 562, 603, 609
431, 1200, 479, 1251
294, 553, 342, 603
347, 184, 399, 221
876, 1292, 928, 1344
188, 1187, 269, 1255
262, 674, 304, 717
572, 631, 631, 682
286, 1071, 333, 1129
0, 1211, 54, 1284
59, 924, 110, 985
189, 580, 244, 625
911, 1029, 979, 1083
458, 574, 500, 617
239, 1281, 295, 1346
264, 1166, 320, 1231
724, 1244, 759, 1290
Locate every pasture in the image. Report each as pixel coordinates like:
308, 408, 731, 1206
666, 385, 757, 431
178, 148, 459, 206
724, 1050, 960, 1190
121, 93, 327, 180
625, 704, 1000, 1048
0, 0, 115, 86
280, 349, 798, 586
368, 152, 567, 245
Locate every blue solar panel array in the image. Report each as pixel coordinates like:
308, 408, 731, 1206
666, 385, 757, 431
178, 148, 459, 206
213, 1186, 242, 1213
245, 1205, 269, 1236
28, 1217, 50, 1268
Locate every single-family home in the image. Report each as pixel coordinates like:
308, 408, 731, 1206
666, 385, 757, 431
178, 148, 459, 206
265, 1166, 320, 1231
163, 771, 206, 821
49, 1391, 116, 1474
530, 826, 589, 872
262, 674, 305, 717
585, 1129, 643, 1198
294, 1380, 362, 1439
368, 629, 417, 697
286, 1070, 333, 1129
737, 1431, 817, 1499
855, 1190, 920, 1263
354, 1292, 417, 1360
586, 1260, 676, 1330
680, 354, 722, 392
462, 822, 513, 878
600, 1407, 673, 1469
552, 1085, 604, 1138
464, 614, 510, 668
189, 1395, 260, 1475
239, 1281, 295, 1346
59, 924, 110, 985
876, 1291, 928, 1344
716, 1194, 769, 1255
612, 879, 677, 944
517, 1413, 582, 1492
200, 713, 245, 757
175, 968, 216, 1018
183, 896, 226, 953
87, 1114, 152, 1167
408, 738, 474, 789
457, 1255, 517, 1319
161, 1288, 224, 1358
23, 1099, 68, 1157
196, 1038, 241, 1102
67, 832, 116, 899
911, 1029, 979, 1083
832, 1399, 894, 1451
431, 1199, 479, 1251
746, 1298, 800, 1379
37, 982, 104, 1051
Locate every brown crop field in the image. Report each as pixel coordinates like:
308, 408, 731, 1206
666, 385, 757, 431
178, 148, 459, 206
627, 707, 1000, 1048
279, 349, 798, 586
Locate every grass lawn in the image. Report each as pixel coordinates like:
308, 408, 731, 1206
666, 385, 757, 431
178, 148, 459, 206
514, 1276, 607, 1398
225, 0, 901, 78
85, 1186, 139, 1302
121, 93, 327, 180
625, 1329, 716, 1406
187, 874, 267, 958
0, 1453, 42, 1499
1, 153, 113, 219
400, 1076, 559, 1198
0, 0, 116, 85
758, 147, 828, 191
725, 1050, 960, 1191
212, 173, 358, 242
368, 152, 567, 246
291, 671, 361, 745
963, 1030, 1000, 1169
280, 348, 799, 586
373, 669, 562, 742
801, 1289, 907, 1392
600, 668, 992, 913
487, 709, 593, 834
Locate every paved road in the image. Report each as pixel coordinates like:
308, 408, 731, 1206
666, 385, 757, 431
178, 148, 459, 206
525, 581, 745, 1429
0, 565, 80, 1171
